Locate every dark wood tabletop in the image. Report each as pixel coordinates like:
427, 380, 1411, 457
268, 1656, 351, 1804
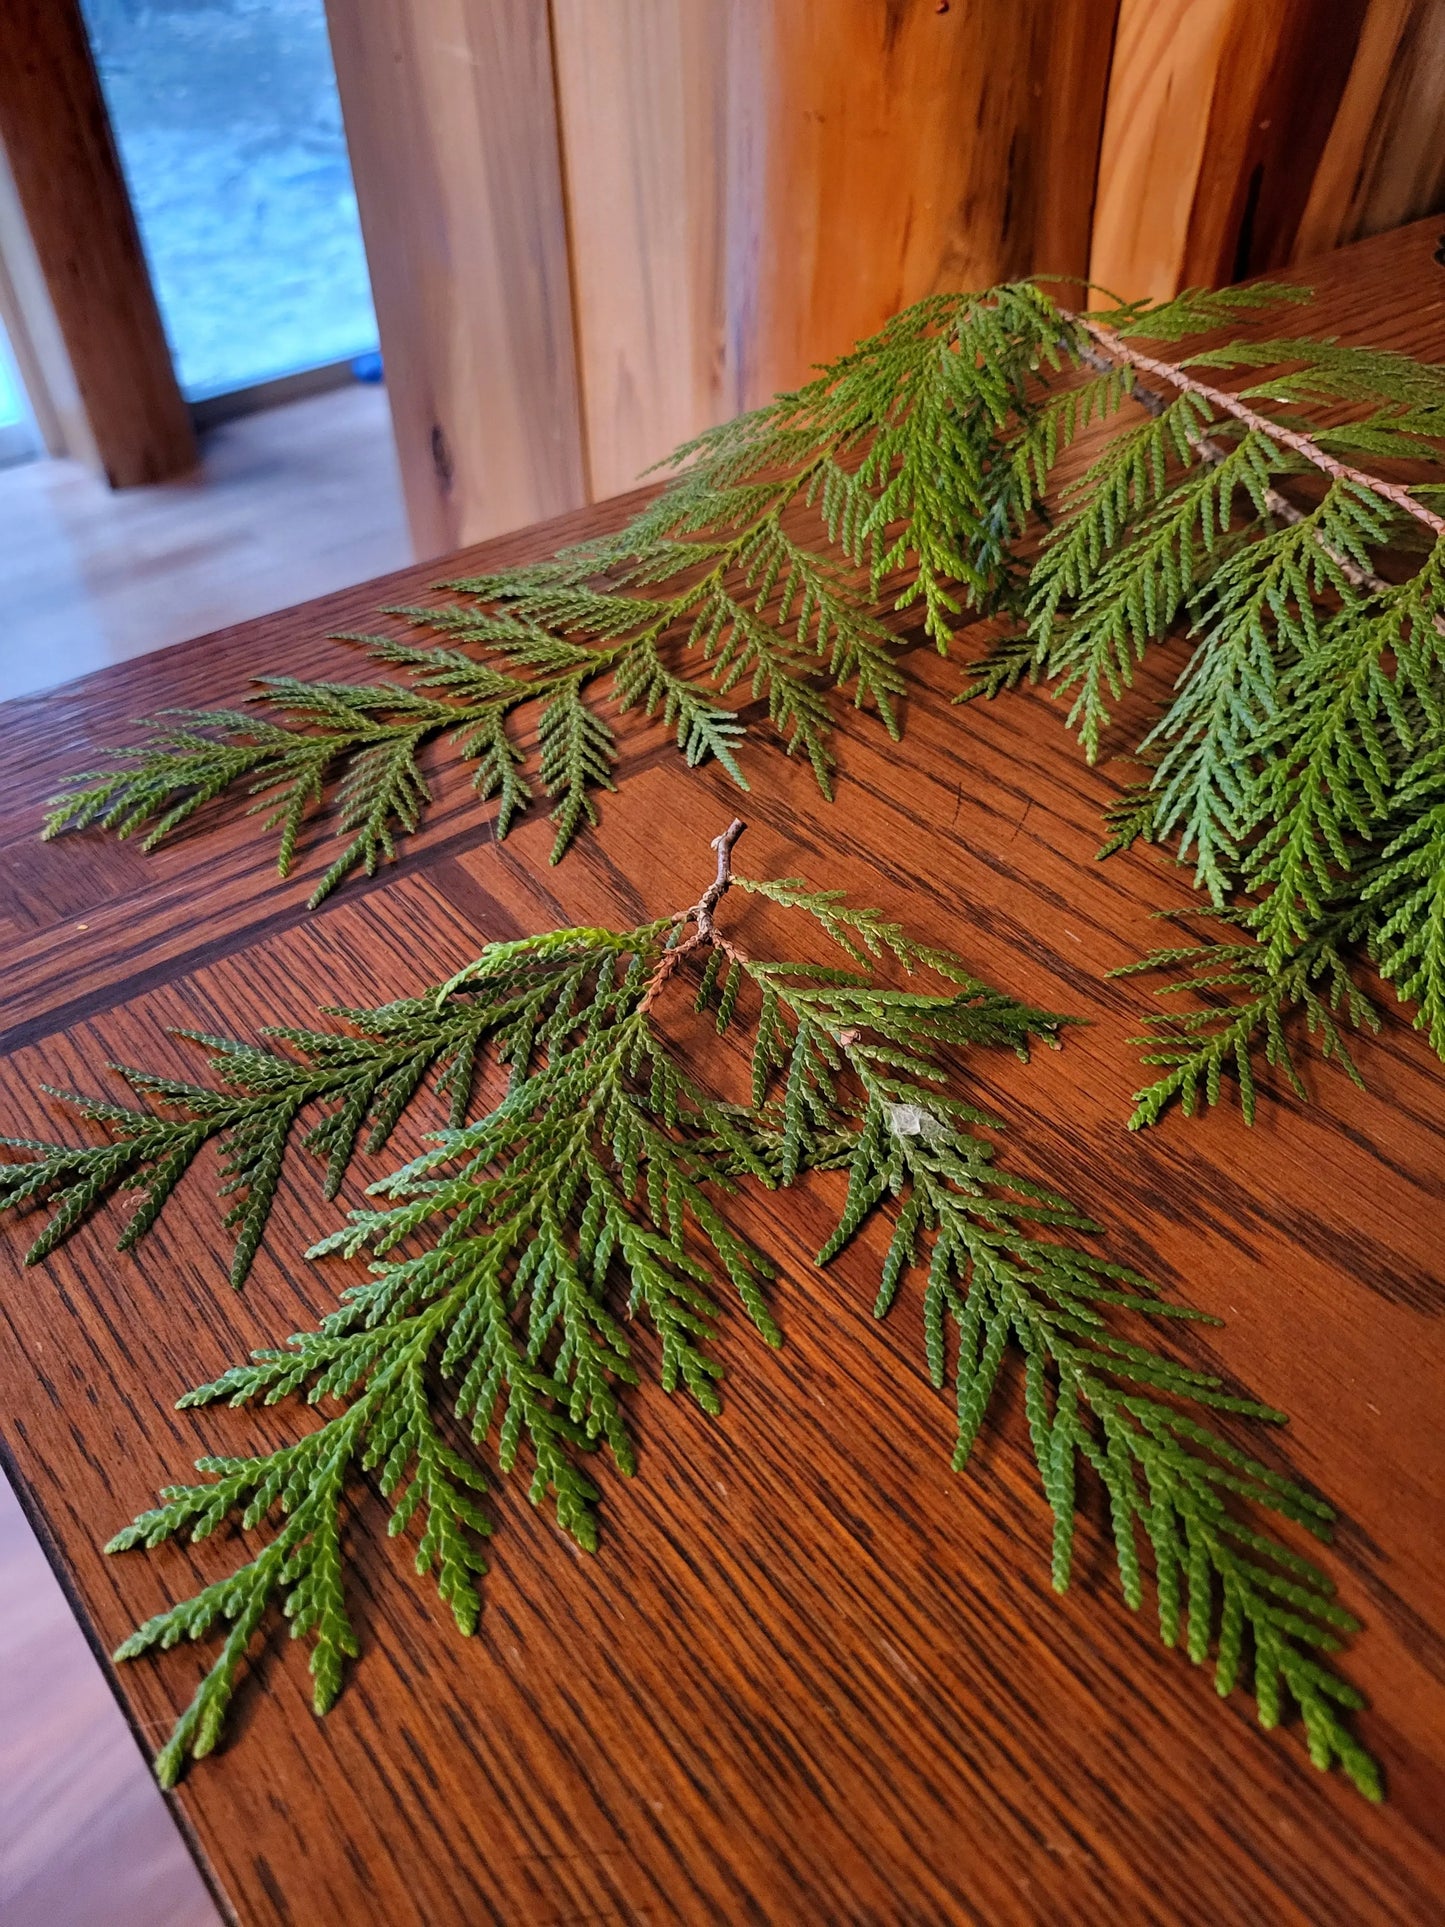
2, 221, 1443, 1926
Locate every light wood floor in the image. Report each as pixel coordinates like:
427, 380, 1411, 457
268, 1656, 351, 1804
0, 380, 411, 702
0, 380, 409, 1922
0, 1476, 220, 1925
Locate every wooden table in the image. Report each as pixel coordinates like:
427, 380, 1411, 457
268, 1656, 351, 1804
2, 221, 1443, 1925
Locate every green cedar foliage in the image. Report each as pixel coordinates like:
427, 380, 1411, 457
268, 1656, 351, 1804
0, 965, 642, 1290
10, 829, 1376, 1796
41, 282, 1445, 1117
35, 283, 1072, 895
967, 301, 1445, 1128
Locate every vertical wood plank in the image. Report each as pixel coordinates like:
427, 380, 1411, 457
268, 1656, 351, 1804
0, 0, 195, 487
1292, 0, 1445, 262
549, 1, 735, 501
325, 0, 587, 554
1086, 0, 1442, 305
552, 0, 1121, 500
746, 0, 1120, 392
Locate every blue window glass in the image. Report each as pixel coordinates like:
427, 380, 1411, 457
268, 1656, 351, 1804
0, 317, 38, 464
80, 0, 379, 400
0, 329, 24, 430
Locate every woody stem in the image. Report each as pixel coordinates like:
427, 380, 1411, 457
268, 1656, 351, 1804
640, 819, 748, 1013
1072, 313, 1445, 539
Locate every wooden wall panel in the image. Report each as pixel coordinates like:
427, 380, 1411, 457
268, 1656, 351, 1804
552, 0, 1120, 499
333, 0, 1442, 520
548, 1, 735, 503
325, 0, 587, 554
1293, 0, 1445, 263
1087, 0, 1230, 306
746, 0, 1120, 392
0, 0, 195, 487
1089, 0, 1445, 305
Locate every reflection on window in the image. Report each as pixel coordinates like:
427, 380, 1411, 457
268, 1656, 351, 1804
81, 0, 379, 400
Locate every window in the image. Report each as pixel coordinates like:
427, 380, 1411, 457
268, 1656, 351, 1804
80, 0, 379, 401
0, 315, 38, 466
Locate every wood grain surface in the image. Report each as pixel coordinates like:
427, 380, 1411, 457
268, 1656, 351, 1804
1089, 0, 1445, 305
323, 0, 1445, 522
1, 222, 1443, 1925
1292, 0, 1445, 266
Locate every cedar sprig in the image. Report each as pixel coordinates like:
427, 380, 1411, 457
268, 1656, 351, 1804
0, 934, 666, 1286
40, 279, 1445, 1113
40, 284, 1067, 888
82, 824, 1377, 1797
817, 1076, 1376, 1796
1008, 311, 1445, 1121
1113, 902, 1380, 1129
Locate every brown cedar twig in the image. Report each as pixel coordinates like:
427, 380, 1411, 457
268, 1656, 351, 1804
1076, 341, 1347, 544
1074, 316, 1445, 540
1075, 321, 1445, 636
640, 818, 749, 1012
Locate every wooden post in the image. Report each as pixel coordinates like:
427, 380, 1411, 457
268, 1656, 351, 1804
324, 0, 588, 555
0, 0, 196, 486
0, 141, 88, 462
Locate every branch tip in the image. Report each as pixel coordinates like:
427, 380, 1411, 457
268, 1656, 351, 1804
640, 820, 750, 1012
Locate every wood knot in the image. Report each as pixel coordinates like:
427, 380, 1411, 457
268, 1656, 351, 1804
431, 423, 455, 493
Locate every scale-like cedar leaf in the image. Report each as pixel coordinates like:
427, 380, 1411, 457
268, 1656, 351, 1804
37, 825, 1375, 1800
36, 282, 1445, 1107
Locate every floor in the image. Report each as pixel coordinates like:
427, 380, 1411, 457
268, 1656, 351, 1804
0, 378, 410, 702
0, 1477, 221, 1926
0, 379, 409, 1923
